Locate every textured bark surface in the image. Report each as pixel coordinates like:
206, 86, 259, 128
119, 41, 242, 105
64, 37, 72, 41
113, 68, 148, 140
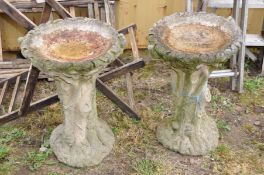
50, 74, 114, 167
20, 18, 126, 167
149, 12, 242, 155
157, 65, 218, 155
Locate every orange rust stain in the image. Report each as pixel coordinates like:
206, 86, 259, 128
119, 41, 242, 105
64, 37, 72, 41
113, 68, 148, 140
162, 24, 231, 54
42, 29, 111, 62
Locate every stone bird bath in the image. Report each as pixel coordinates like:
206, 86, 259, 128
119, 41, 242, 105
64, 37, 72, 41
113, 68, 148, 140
20, 18, 126, 167
148, 12, 241, 155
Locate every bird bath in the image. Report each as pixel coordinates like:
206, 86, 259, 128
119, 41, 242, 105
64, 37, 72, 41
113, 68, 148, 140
20, 18, 126, 167
148, 12, 241, 155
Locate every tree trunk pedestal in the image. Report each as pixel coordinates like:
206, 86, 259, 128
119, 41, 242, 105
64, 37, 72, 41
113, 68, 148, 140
20, 18, 126, 167
50, 75, 115, 167
148, 12, 242, 155
156, 66, 218, 155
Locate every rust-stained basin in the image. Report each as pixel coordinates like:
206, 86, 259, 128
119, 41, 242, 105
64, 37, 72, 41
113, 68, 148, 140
149, 12, 241, 65
42, 29, 111, 62
163, 23, 231, 54
20, 17, 126, 74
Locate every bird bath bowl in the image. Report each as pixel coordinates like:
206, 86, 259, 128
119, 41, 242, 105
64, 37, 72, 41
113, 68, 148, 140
20, 18, 126, 167
148, 12, 241, 155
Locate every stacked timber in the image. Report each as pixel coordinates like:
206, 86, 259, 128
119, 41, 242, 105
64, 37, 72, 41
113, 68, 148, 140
0, 59, 30, 79
0, 59, 48, 79
0, 0, 112, 13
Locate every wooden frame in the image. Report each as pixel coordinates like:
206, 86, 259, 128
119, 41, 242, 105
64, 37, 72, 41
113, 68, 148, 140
237, 0, 249, 92
186, 0, 264, 93
207, 0, 264, 92
0, 0, 145, 125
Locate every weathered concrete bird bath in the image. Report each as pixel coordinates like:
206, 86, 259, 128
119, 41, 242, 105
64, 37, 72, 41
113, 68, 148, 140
20, 18, 125, 167
148, 12, 241, 155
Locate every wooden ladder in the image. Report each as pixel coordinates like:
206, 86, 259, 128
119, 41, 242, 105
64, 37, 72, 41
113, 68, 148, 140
208, 0, 264, 92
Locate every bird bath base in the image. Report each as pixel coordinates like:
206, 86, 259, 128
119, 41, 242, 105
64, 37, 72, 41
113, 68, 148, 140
149, 12, 241, 155
156, 65, 218, 155
49, 75, 115, 167
20, 18, 125, 167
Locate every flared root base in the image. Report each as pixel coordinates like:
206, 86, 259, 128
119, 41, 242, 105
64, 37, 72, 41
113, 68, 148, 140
156, 115, 219, 155
50, 118, 115, 167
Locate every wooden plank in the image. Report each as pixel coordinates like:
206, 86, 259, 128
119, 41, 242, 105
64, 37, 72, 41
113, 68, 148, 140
245, 48, 257, 61
0, 74, 22, 80
0, 59, 30, 70
100, 6, 106, 23
115, 57, 136, 110
46, 0, 73, 19
230, 0, 240, 90
0, 69, 28, 74
104, 0, 111, 24
0, 30, 3, 61
0, 59, 30, 65
118, 24, 137, 35
8, 75, 21, 113
128, 27, 139, 59
261, 47, 264, 75
262, 18, 264, 37
8, 0, 104, 9
126, 27, 139, 109
0, 63, 30, 69
126, 27, 140, 109
125, 73, 136, 110
230, 54, 237, 90
237, 0, 249, 93
0, 95, 59, 125
0, 71, 28, 86
19, 66, 40, 116
96, 79, 140, 120
0, 82, 8, 106
208, 0, 264, 8
0, 0, 36, 30
40, 3, 52, 24
246, 34, 264, 46
197, 0, 208, 12
109, 1, 116, 26
87, 3, 95, 18
186, 0, 193, 12
94, 1, 100, 20
261, 19, 264, 75
99, 60, 145, 82
232, 0, 240, 23
69, 6, 76, 17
